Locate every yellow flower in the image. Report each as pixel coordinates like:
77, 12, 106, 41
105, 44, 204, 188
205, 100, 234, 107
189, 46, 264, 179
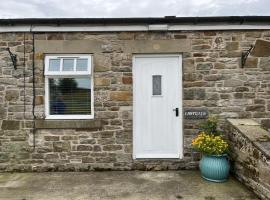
191, 132, 229, 155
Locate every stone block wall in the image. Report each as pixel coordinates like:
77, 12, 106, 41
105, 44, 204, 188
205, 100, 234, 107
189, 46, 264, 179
0, 30, 270, 171
227, 119, 270, 200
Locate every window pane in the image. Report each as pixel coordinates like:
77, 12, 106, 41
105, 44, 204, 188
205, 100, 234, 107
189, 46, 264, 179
63, 59, 74, 71
152, 75, 162, 95
49, 59, 60, 71
76, 59, 88, 71
49, 78, 91, 115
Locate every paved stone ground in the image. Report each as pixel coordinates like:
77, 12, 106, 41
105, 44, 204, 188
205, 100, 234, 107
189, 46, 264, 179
0, 171, 258, 200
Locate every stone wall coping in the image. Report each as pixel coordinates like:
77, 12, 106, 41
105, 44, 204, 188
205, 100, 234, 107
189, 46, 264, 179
227, 119, 270, 159
35, 119, 103, 130
227, 119, 261, 126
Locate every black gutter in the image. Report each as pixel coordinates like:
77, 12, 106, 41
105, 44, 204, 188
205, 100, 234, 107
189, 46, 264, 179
0, 16, 270, 26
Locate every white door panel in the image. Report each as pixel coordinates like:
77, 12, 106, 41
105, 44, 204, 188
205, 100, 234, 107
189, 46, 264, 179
133, 55, 183, 159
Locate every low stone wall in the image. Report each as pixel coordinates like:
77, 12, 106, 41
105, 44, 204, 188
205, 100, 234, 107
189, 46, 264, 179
227, 119, 270, 200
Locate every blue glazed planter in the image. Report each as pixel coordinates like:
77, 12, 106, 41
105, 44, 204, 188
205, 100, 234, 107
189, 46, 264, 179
199, 154, 230, 183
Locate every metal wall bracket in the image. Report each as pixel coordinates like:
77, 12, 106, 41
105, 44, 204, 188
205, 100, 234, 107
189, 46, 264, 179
241, 45, 254, 68
6, 47, 17, 70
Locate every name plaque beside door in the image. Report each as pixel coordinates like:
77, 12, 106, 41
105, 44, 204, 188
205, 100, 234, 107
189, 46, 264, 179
184, 108, 208, 119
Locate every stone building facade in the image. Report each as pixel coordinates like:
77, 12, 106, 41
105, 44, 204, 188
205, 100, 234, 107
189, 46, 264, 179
0, 17, 269, 171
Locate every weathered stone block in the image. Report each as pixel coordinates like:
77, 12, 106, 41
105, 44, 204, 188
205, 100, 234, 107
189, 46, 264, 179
226, 42, 239, 51
246, 105, 265, 112
94, 78, 110, 86
235, 87, 249, 92
0, 153, 9, 163
96, 156, 116, 163
103, 145, 122, 151
96, 112, 118, 119
183, 58, 195, 72
53, 142, 71, 152
244, 57, 258, 68
122, 76, 132, 84
261, 119, 270, 129
82, 157, 95, 163
80, 139, 96, 144
118, 32, 134, 40
234, 93, 243, 99
32, 153, 44, 159
196, 63, 213, 70
5, 90, 19, 101
45, 153, 60, 163
35, 96, 44, 105
259, 57, 270, 71
94, 54, 111, 72
0, 106, 6, 119
206, 93, 219, 100
110, 91, 132, 101
174, 34, 187, 39
44, 136, 59, 141
204, 74, 223, 81
35, 53, 44, 60
77, 145, 93, 151
192, 45, 211, 50
254, 99, 265, 104
183, 73, 202, 81
47, 34, 64, 40
16, 45, 32, 53
246, 32, 262, 38
220, 93, 231, 99
243, 93, 255, 99
224, 79, 243, 87
93, 145, 102, 152
214, 62, 225, 69
184, 88, 206, 100
1, 120, 20, 130
61, 136, 78, 140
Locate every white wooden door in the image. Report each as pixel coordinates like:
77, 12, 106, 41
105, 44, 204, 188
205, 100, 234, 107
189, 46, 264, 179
133, 54, 182, 159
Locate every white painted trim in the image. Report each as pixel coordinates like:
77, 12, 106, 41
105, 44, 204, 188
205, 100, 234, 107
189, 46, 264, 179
44, 54, 94, 120
133, 54, 183, 160
179, 54, 183, 159
134, 154, 181, 159
45, 54, 92, 76
132, 56, 136, 160
148, 24, 168, 31
1, 24, 270, 32
168, 24, 270, 30
45, 115, 94, 120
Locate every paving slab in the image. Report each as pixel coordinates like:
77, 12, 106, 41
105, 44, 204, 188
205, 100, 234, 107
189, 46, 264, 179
0, 171, 258, 200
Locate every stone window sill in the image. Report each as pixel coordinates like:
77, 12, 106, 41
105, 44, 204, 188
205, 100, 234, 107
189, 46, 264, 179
35, 119, 102, 129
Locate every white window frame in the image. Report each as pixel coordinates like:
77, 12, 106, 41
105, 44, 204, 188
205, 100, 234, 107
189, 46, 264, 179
44, 54, 94, 120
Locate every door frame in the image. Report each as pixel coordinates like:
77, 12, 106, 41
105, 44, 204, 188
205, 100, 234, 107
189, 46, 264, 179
132, 54, 183, 159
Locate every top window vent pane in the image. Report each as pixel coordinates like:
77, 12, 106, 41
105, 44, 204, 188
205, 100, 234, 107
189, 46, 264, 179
45, 55, 91, 75
49, 59, 60, 71
76, 59, 88, 71
63, 59, 74, 71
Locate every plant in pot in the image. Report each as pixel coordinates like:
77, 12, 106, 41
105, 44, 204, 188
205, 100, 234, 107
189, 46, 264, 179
192, 116, 230, 182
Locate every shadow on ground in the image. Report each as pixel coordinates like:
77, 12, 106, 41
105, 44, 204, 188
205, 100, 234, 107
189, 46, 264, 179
0, 170, 258, 200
